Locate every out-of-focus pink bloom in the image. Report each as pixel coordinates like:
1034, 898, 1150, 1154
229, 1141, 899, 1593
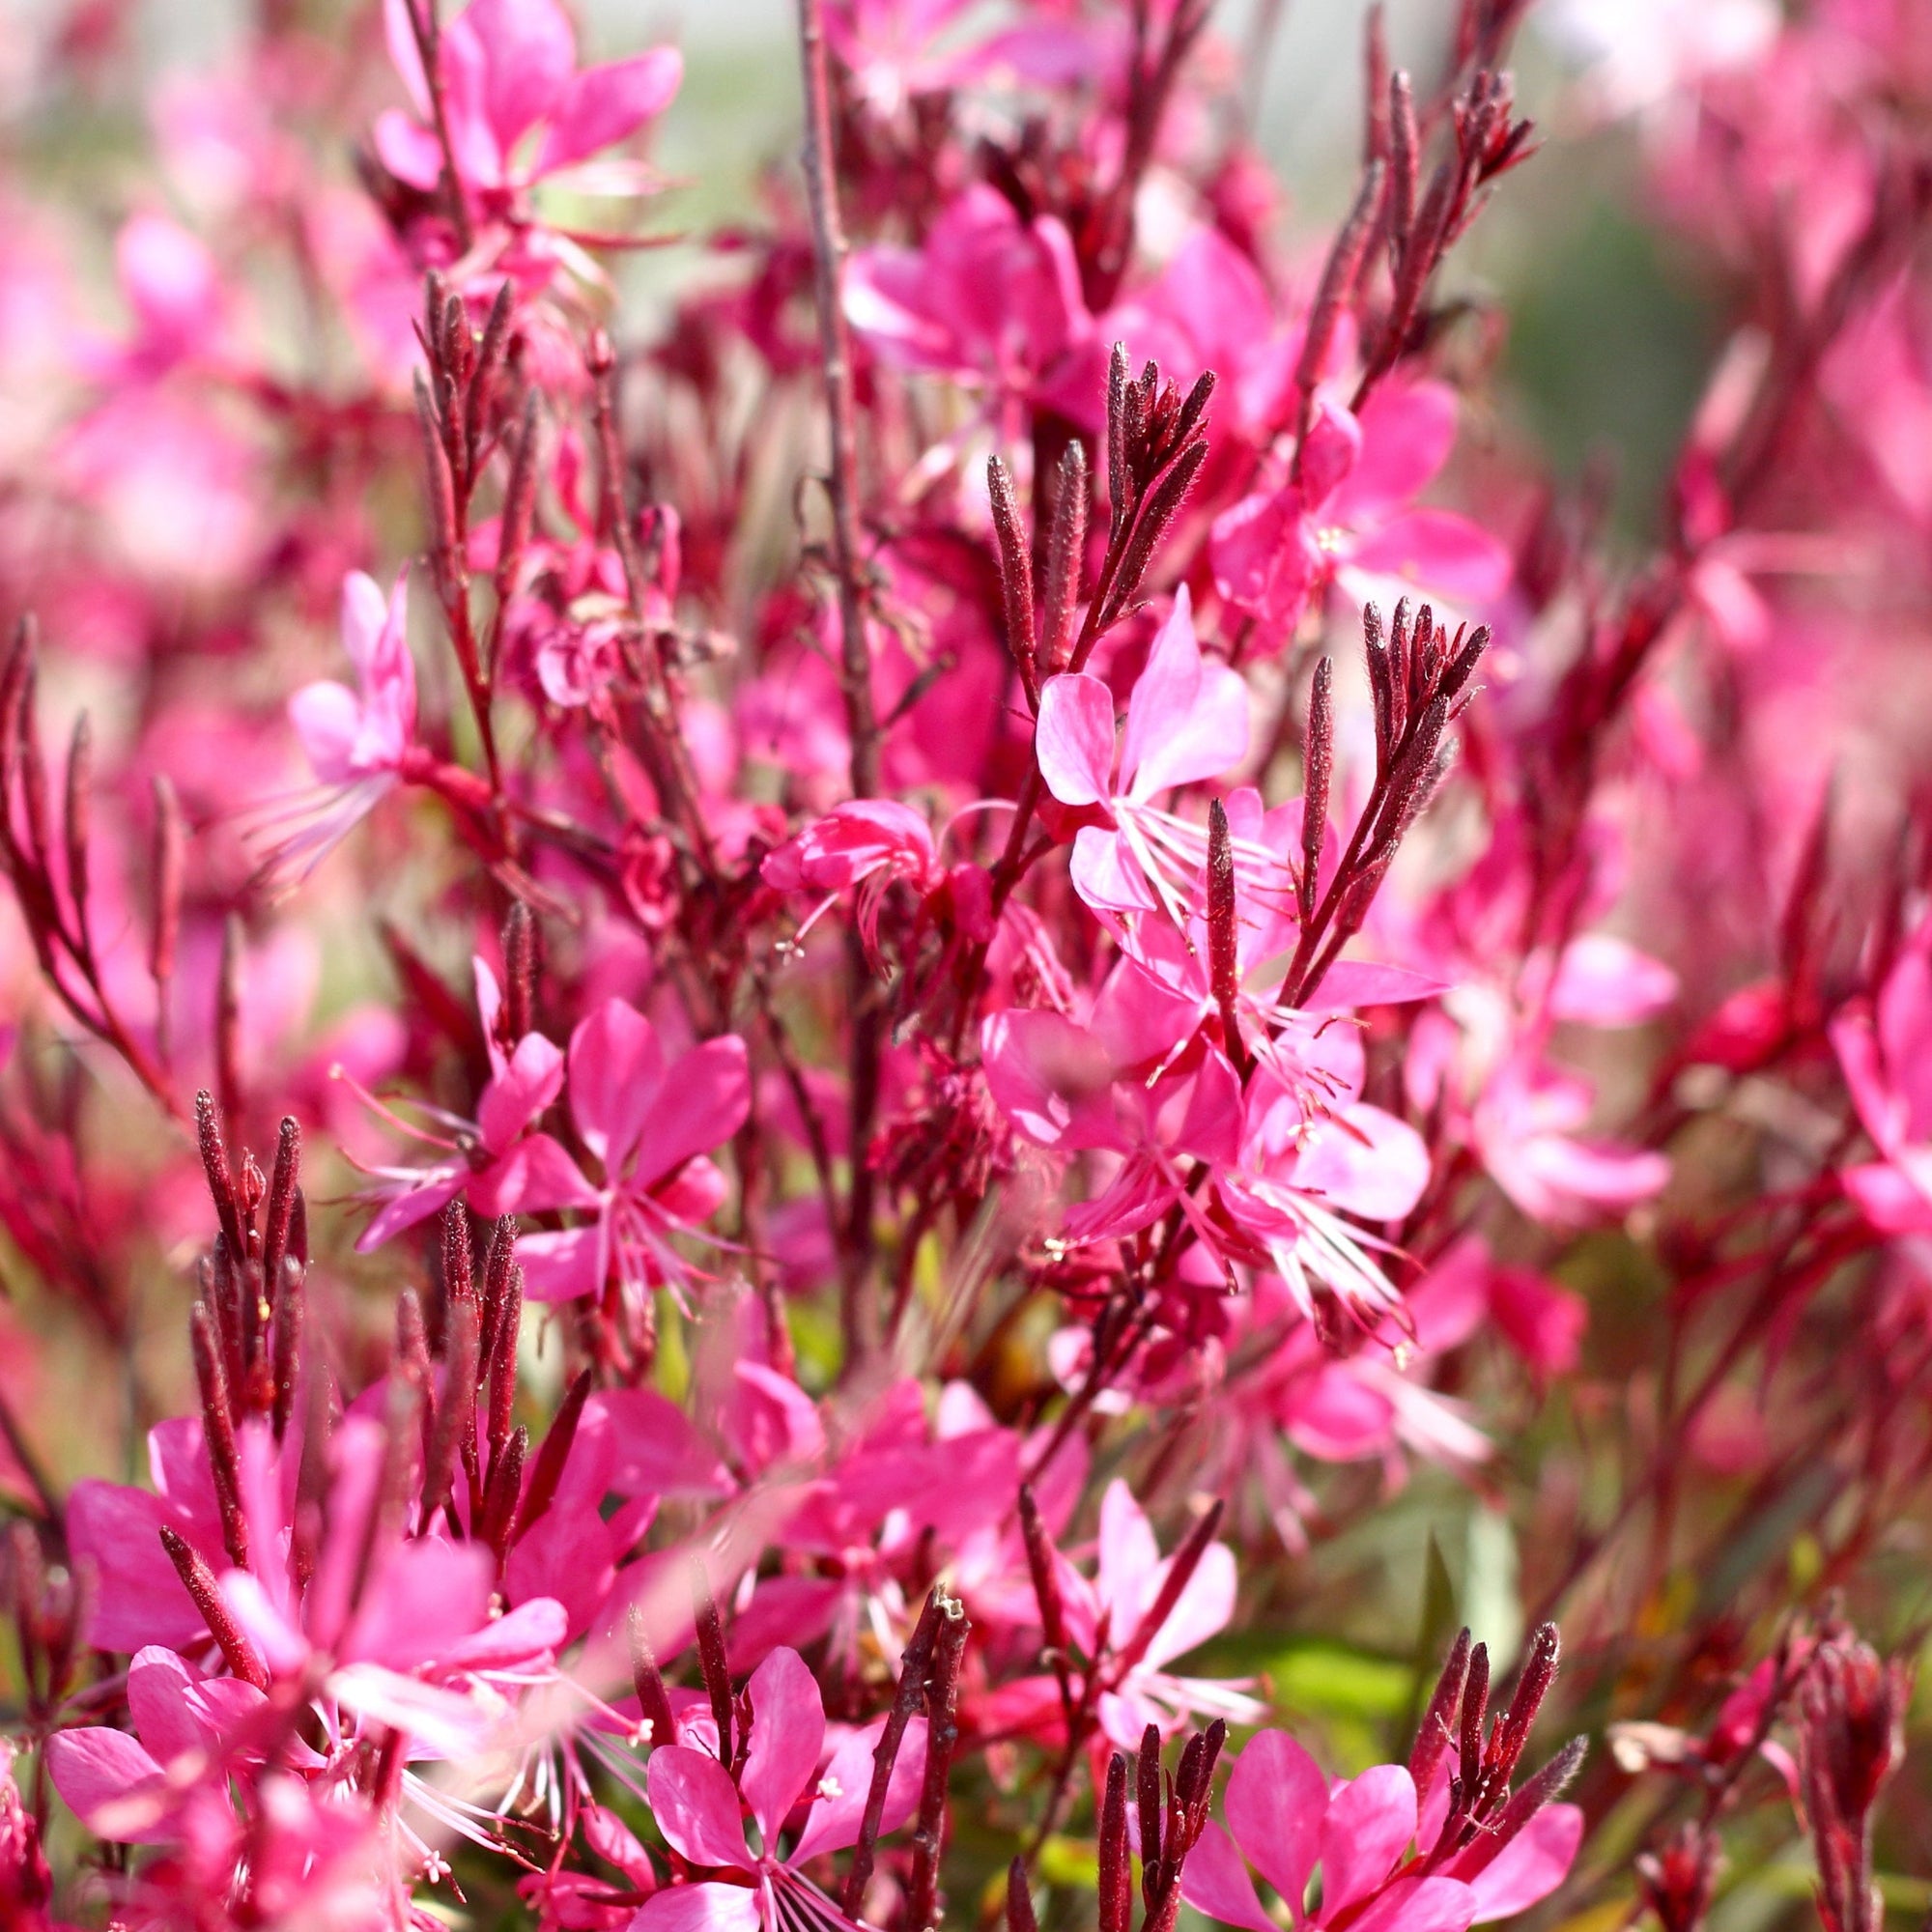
219, 1417, 567, 1759
0, 1742, 57, 1930
1054, 1481, 1262, 1747
510, 997, 752, 1303
844, 186, 1091, 429
1037, 588, 1266, 929
45, 1646, 274, 1847
378, 0, 682, 207
67, 1415, 297, 1656
1831, 918, 1932, 1232
1407, 1010, 1669, 1228
258, 570, 419, 884
636, 1646, 928, 1932
1211, 384, 1511, 638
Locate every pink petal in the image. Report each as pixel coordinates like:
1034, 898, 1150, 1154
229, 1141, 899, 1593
1035, 672, 1118, 808
789, 1713, 928, 1863
1180, 1818, 1277, 1931
1294, 1103, 1431, 1222
647, 1746, 752, 1868
437, 1596, 569, 1672
594, 1389, 733, 1497
471, 1131, 601, 1218
374, 108, 446, 190
535, 48, 682, 175
1137, 1541, 1236, 1670
628, 1035, 752, 1187
476, 1032, 567, 1151
288, 681, 364, 785
356, 1164, 466, 1251
1210, 486, 1322, 629
1095, 1479, 1160, 1618
570, 998, 666, 1172
741, 1648, 826, 1846
465, 0, 576, 149
1548, 935, 1678, 1027
1345, 510, 1512, 604
1225, 1729, 1326, 1912
383, 0, 433, 115
1330, 381, 1459, 519
980, 1009, 1124, 1152
1123, 589, 1249, 799
67, 1482, 209, 1652
1318, 1764, 1416, 1914
44, 1728, 170, 1843
637, 1882, 764, 1932
1346, 1876, 1477, 1932
1464, 1804, 1581, 1921
515, 1222, 610, 1302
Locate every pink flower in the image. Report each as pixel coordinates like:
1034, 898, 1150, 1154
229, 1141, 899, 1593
1831, 917, 1932, 1232
844, 186, 1091, 427
1211, 384, 1511, 638
257, 570, 419, 885
1406, 1010, 1669, 1228
1054, 1482, 1263, 1748
636, 1646, 928, 1932
762, 799, 942, 961
510, 997, 753, 1303
218, 1416, 567, 1759
1036, 588, 1267, 931
378, 0, 682, 209
354, 957, 588, 1248
1215, 1058, 1432, 1322
1184, 1729, 1579, 1932
45, 1646, 273, 1847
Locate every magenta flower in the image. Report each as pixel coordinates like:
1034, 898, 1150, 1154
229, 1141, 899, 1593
378, 0, 682, 210
637, 1645, 928, 1932
1831, 916, 1932, 1232
219, 1416, 567, 1758
762, 799, 942, 962
1036, 588, 1270, 931
1216, 1059, 1432, 1323
354, 957, 588, 1248
1211, 384, 1512, 637
1183, 1728, 1579, 1932
255, 569, 419, 886
45, 1646, 271, 1847
843, 185, 1091, 432
511, 997, 752, 1303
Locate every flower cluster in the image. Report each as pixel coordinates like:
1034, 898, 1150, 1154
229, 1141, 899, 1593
0, 0, 1928, 1928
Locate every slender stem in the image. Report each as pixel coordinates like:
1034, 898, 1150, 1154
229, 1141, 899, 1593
793, 0, 878, 801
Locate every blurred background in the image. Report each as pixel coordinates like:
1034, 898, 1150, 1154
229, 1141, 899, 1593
0, 0, 1722, 541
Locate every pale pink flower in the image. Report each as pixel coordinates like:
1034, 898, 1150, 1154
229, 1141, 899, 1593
257, 569, 420, 885
1036, 588, 1272, 931
1054, 1481, 1263, 1747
